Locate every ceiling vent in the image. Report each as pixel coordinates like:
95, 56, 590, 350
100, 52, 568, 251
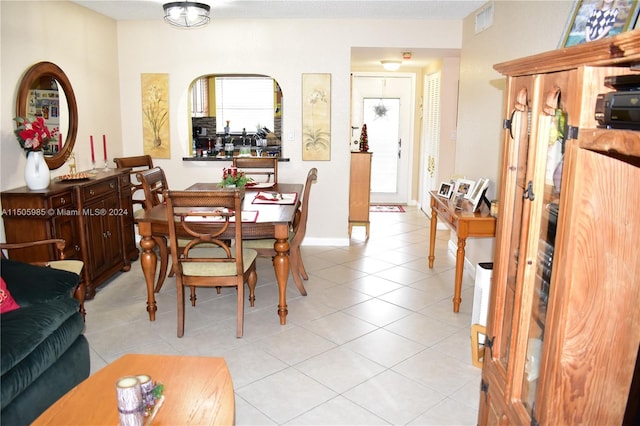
475, 2, 493, 34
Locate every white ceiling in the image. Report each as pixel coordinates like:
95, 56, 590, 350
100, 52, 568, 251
71, 0, 485, 68
72, 0, 485, 21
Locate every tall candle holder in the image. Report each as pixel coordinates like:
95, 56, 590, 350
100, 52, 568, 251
104, 160, 109, 172
90, 161, 97, 175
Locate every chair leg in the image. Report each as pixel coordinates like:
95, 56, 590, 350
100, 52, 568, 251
177, 282, 185, 338
297, 247, 309, 281
153, 236, 169, 293
247, 269, 257, 307
236, 282, 245, 338
73, 280, 87, 321
289, 246, 307, 296
190, 286, 197, 306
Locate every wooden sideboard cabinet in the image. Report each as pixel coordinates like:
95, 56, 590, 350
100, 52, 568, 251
478, 31, 640, 425
1, 169, 138, 298
348, 151, 372, 239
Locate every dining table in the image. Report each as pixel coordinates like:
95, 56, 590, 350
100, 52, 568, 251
134, 182, 303, 325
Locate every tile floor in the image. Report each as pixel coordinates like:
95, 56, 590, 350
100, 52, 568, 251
84, 206, 481, 425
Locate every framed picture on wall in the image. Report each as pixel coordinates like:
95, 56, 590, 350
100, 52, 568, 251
560, 0, 640, 47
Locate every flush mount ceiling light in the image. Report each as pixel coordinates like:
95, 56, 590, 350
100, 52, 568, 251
381, 60, 401, 71
163, 1, 211, 28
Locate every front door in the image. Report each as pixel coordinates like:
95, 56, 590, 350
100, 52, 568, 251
351, 73, 414, 204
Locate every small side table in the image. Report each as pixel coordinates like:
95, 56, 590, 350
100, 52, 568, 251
428, 191, 496, 312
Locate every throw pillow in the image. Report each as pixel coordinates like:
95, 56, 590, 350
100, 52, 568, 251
0, 276, 20, 313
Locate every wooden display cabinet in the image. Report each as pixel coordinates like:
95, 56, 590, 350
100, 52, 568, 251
1, 169, 138, 299
478, 31, 640, 425
348, 151, 372, 239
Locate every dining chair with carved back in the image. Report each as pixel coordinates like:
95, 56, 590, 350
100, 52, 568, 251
164, 188, 258, 338
0, 239, 86, 320
232, 156, 278, 184
137, 167, 222, 301
136, 167, 171, 293
243, 167, 317, 295
113, 155, 154, 211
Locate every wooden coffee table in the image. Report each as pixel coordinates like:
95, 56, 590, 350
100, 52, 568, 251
33, 354, 235, 425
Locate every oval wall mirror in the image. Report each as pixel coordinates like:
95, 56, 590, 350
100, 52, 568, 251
16, 61, 78, 170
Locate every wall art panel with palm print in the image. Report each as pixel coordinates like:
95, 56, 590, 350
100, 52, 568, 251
302, 73, 331, 161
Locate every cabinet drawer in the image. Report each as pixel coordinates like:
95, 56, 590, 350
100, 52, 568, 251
82, 179, 117, 203
48, 191, 73, 209
119, 174, 130, 187
434, 202, 457, 227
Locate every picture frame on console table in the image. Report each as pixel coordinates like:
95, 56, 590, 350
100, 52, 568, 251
438, 181, 453, 198
454, 178, 476, 199
469, 177, 490, 212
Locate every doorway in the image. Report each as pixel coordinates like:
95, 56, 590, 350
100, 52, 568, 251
351, 73, 415, 204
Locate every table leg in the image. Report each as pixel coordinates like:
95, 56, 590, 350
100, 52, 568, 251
428, 206, 438, 268
273, 223, 290, 325
138, 223, 158, 321
453, 236, 466, 313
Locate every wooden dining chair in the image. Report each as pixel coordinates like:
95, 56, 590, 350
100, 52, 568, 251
136, 167, 171, 292
243, 168, 318, 295
164, 188, 258, 338
232, 157, 278, 184
137, 167, 220, 300
114, 155, 154, 210
0, 239, 86, 320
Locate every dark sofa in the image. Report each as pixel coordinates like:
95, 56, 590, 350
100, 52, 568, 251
1, 258, 90, 425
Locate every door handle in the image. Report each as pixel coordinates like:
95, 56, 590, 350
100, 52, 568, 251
398, 138, 402, 159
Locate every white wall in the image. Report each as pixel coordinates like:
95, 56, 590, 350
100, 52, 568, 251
455, 0, 574, 268
1, 1, 122, 188
1, 0, 580, 252
114, 18, 464, 245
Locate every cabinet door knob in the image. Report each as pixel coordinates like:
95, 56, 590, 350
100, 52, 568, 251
75, 245, 81, 252
110, 183, 115, 189
60, 198, 66, 205
90, 189, 95, 196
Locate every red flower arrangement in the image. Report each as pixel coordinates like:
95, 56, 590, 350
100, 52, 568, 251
217, 167, 253, 188
14, 116, 58, 153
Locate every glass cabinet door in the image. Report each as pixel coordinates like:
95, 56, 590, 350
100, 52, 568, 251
498, 86, 531, 369
520, 95, 566, 416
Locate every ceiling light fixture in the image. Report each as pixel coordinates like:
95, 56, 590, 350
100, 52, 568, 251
163, 1, 211, 28
381, 60, 401, 71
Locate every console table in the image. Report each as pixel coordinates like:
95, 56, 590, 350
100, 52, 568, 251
428, 190, 496, 312
1, 169, 138, 298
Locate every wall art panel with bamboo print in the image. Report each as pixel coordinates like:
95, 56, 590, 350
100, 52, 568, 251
141, 73, 170, 159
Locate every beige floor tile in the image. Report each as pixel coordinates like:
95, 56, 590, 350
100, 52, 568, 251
82, 206, 484, 425
343, 328, 425, 367
343, 369, 446, 425
236, 368, 336, 424
285, 396, 389, 425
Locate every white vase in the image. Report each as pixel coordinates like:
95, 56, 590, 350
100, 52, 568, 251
24, 150, 50, 190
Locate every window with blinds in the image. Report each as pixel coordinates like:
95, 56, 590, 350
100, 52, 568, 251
425, 72, 441, 182
215, 76, 275, 134
191, 77, 209, 117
